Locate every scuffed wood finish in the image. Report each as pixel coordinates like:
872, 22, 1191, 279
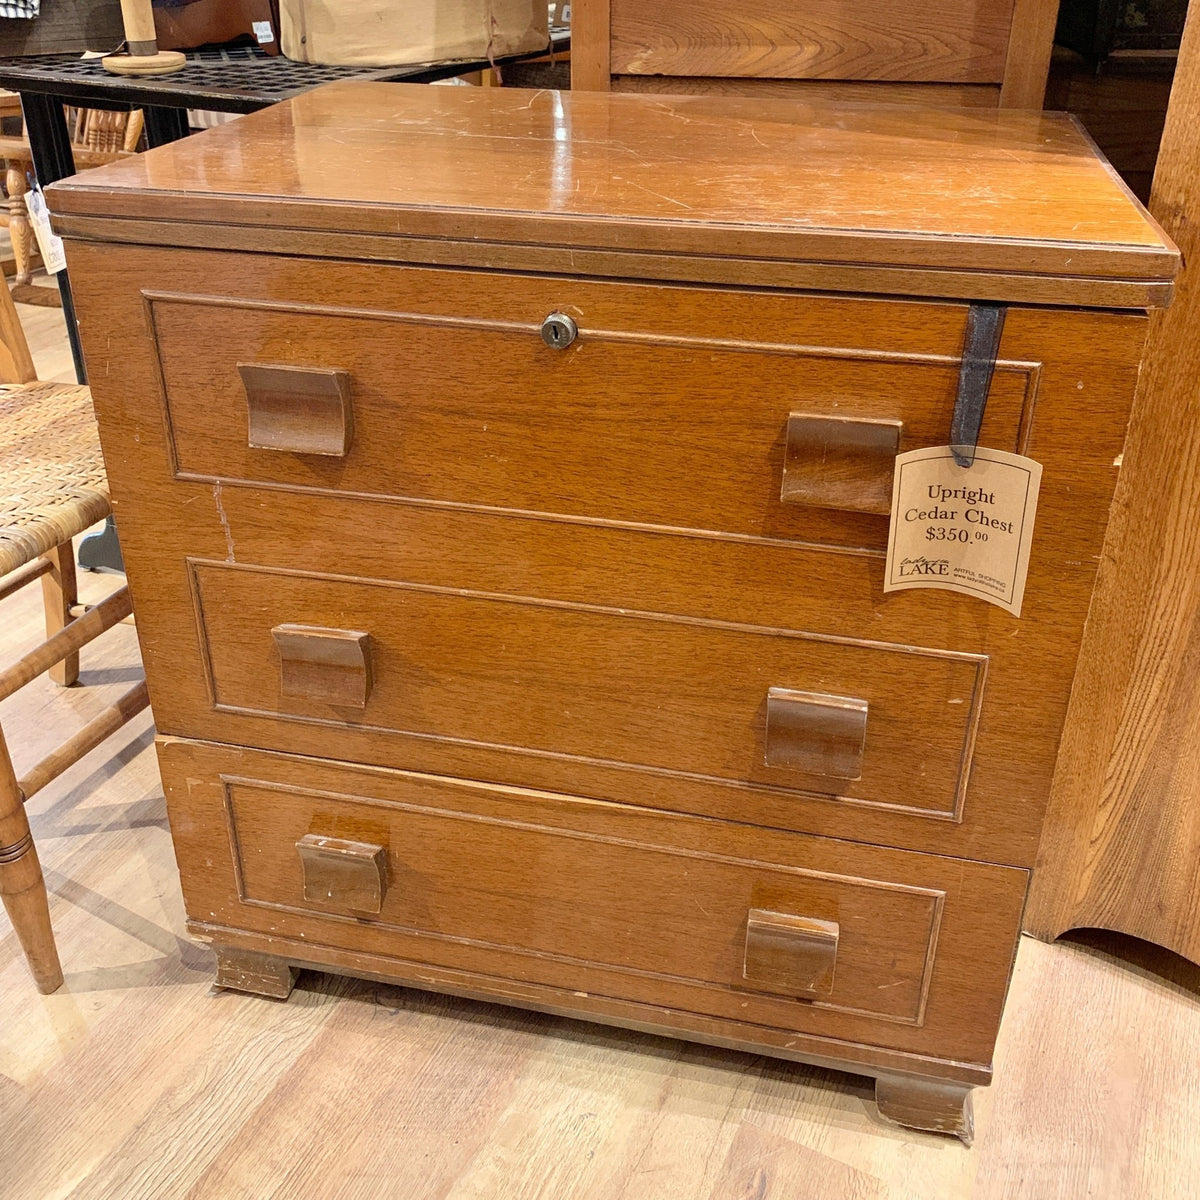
213, 946, 296, 1000
876, 1073, 975, 1145
146, 268, 1037, 551
46, 84, 1176, 307
781, 414, 902, 516
193, 560, 983, 816
763, 689, 869, 781
50, 82, 1173, 1135
238, 364, 353, 458
160, 736, 1028, 1070
63, 240, 1155, 866
743, 909, 839, 999
270, 624, 372, 710
296, 834, 388, 915
609, 0, 1015, 84
1026, 2, 1200, 964
10, 280, 1200, 1197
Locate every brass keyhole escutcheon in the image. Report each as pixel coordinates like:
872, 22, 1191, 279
540, 312, 578, 350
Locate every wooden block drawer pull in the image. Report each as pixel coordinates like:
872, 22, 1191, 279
238, 362, 353, 457
780, 413, 902, 515
296, 834, 387, 914
271, 624, 372, 708
764, 687, 868, 780
743, 908, 839, 999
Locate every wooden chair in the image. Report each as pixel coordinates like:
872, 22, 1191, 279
573, 0, 1061, 109
0, 266, 148, 993
0, 106, 144, 298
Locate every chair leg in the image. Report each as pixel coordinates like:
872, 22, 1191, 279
40, 544, 78, 687
0, 726, 62, 993
5, 161, 31, 287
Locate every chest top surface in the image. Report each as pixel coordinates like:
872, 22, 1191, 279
47, 80, 1177, 306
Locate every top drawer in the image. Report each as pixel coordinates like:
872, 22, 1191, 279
145, 264, 1035, 553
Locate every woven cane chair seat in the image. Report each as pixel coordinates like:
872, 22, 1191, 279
0, 380, 110, 578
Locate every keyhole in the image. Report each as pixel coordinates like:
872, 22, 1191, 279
540, 312, 578, 350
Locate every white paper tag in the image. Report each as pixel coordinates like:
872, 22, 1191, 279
24, 183, 65, 275
252, 20, 275, 44
884, 446, 1042, 617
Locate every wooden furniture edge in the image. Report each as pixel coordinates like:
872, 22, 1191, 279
999, 0, 1059, 108
53, 216, 1176, 311
193, 922, 993, 1087
45, 187, 1179, 287
570, 0, 610, 91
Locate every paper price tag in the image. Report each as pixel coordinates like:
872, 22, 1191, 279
24, 183, 65, 276
884, 446, 1042, 617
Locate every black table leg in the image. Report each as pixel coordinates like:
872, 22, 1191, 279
143, 105, 190, 148
19, 91, 84, 384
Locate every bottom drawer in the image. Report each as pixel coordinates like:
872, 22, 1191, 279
159, 738, 1027, 1068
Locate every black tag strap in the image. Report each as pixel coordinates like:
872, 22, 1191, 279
950, 303, 1008, 468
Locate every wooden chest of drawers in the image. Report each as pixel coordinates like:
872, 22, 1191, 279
48, 83, 1176, 1141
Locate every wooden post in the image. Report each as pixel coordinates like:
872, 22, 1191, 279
40, 544, 78, 687
1025, 1, 1200, 964
0, 728, 62, 993
102, 0, 185, 76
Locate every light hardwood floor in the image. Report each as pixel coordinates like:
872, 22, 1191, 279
3, 304, 1200, 1200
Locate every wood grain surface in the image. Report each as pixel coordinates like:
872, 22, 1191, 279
1025, 3, 1200, 962
43, 80, 1176, 1136
610, 75, 1003, 107
190, 560, 985, 816
583, 0, 1056, 107
62, 240, 1150, 868
0, 511, 1193, 1193
996, 0, 1060, 108
608, 0, 1015, 83
45, 83, 1177, 303
146, 275, 1035, 551
159, 737, 1027, 1070
5, 292, 1200, 1200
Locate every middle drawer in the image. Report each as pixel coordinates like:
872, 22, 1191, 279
190, 560, 985, 820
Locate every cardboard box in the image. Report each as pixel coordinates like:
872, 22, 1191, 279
280, 0, 548, 66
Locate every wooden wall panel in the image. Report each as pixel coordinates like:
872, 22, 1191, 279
608, 0, 1016, 83
576, 0, 1056, 108
612, 76, 1002, 107
1026, 3, 1200, 963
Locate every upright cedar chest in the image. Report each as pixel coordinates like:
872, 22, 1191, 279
48, 83, 1177, 1140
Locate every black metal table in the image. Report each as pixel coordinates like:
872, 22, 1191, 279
0, 35, 568, 567
0, 34, 569, 380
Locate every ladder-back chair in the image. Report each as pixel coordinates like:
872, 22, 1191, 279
0, 264, 147, 993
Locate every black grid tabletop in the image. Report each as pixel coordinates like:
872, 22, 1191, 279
0, 33, 570, 113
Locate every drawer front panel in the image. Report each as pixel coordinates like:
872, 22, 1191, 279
228, 778, 939, 1023
159, 738, 1028, 1064
191, 561, 985, 818
68, 243, 1149, 864
147, 282, 1033, 552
